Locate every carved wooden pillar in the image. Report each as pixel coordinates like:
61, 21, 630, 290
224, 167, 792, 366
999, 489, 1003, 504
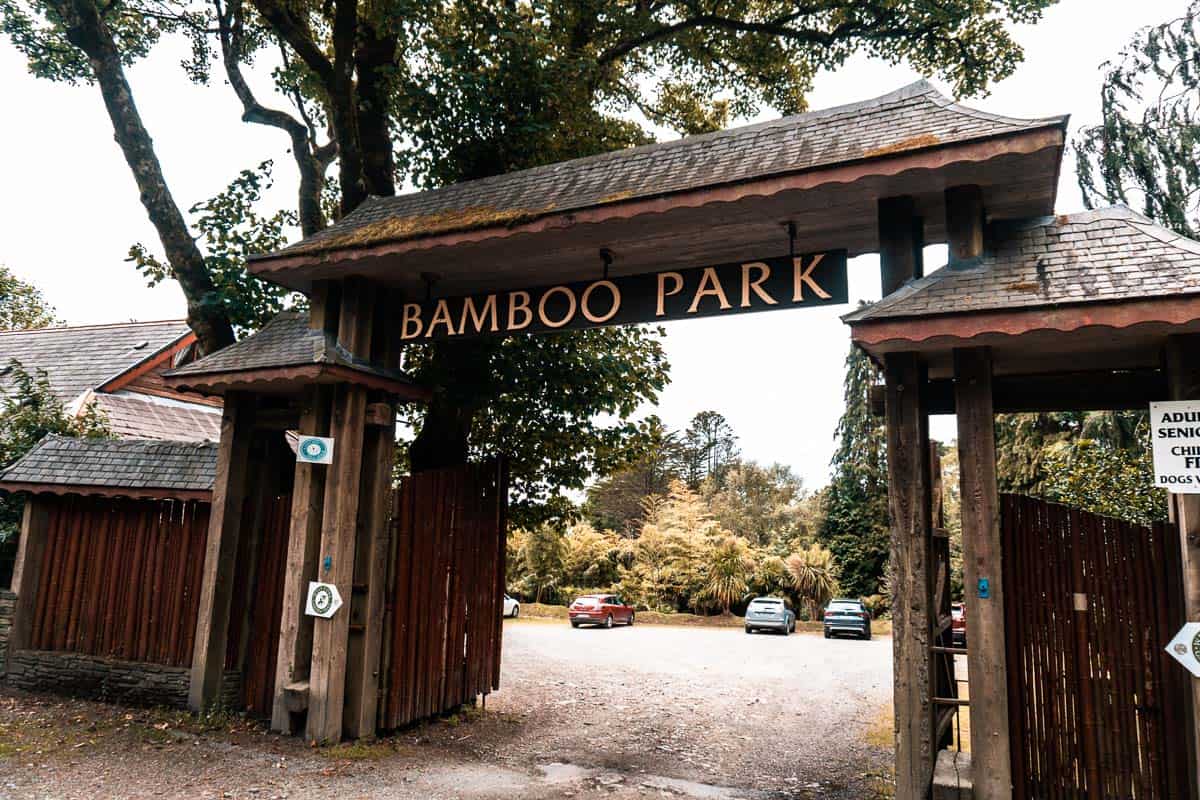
885, 351, 935, 799
189, 392, 255, 711
1165, 333, 1200, 797
953, 347, 1012, 798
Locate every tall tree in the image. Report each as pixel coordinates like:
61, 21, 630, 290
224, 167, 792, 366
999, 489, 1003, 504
819, 340, 889, 598
1075, 1, 1200, 236
2, 0, 235, 353
683, 410, 740, 489
0, 267, 57, 330
584, 416, 686, 535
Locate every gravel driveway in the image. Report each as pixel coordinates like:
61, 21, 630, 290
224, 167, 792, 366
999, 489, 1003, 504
0, 619, 893, 800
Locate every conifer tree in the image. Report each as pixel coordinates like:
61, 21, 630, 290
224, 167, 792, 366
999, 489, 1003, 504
819, 342, 889, 598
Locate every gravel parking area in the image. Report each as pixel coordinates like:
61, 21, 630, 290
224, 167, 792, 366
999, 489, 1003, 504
0, 619, 893, 800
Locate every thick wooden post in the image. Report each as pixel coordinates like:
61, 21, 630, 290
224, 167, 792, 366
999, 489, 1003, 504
953, 347, 1012, 798
885, 351, 935, 799
945, 185, 985, 268
1165, 334, 1200, 794
8, 496, 51, 659
305, 278, 375, 743
270, 384, 333, 732
879, 196, 924, 297
189, 393, 255, 711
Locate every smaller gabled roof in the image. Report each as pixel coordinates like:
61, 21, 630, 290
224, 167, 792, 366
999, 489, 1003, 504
91, 393, 221, 443
0, 320, 192, 406
844, 206, 1200, 324
0, 434, 217, 500
163, 312, 430, 401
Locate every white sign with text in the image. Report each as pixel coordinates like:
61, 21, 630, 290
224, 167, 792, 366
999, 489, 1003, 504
1150, 401, 1200, 493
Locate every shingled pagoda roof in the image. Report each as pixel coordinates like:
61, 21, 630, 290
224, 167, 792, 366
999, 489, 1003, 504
163, 312, 430, 400
247, 82, 1069, 298
257, 81, 1066, 263
0, 435, 217, 501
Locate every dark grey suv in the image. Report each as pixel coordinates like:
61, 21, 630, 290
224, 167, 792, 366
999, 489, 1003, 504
823, 599, 871, 640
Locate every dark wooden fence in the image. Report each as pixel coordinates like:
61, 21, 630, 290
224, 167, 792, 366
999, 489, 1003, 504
225, 492, 292, 718
379, 460, 507, 730
28, 495, 210, 667
1002, 494, 1190, 799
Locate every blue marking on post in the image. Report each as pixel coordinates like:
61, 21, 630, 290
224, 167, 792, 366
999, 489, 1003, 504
323, 555, 332, 572
977, 577, 990, 599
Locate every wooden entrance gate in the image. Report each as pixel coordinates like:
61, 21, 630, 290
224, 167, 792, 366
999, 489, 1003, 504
1001, 494, 1190, 799
378, 460, 507, 730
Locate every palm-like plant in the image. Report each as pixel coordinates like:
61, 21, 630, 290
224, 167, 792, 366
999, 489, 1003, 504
786, 543, 840, 620
701, 535, 751, 614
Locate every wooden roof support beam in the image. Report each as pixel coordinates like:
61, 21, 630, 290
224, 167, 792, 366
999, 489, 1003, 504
271, 384, 333, 734
953, 348, 1011, 798
946, 184, 985, 269
189, 393, 256, 712
867, 369, 1169, 416
884, 352, 936, 798
879, 196, 924, 297
1166, 333, 1200, 797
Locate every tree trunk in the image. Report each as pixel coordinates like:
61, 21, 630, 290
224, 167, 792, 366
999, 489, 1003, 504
355, 22, 397, 198
57, 0, 235, 354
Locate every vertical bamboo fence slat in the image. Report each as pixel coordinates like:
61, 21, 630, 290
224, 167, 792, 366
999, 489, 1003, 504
27, 496, 211, 668
1002, 494, 1188, 799
379, 460, 506, 731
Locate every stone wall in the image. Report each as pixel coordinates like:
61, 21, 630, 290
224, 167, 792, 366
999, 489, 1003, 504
0, 590, 14, 676
4, 651, 240, 710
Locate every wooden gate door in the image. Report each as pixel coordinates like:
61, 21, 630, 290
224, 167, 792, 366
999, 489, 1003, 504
1001, 494, 1190, 799
378, 459, 507, 730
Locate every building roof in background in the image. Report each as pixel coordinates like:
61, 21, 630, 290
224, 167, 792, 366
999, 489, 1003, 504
0, 435, 217, 500
844, 206, 1200, 324
164, 312, 429, 400
91, 393, 221, 442
256, 80, 1068, 262
0, 320, 192, 405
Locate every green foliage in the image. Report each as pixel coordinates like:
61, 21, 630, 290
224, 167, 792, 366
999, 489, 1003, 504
1075, 2, 1200, 236
514, 524, 567, 603
128, 162, 304, 334
699, 535, 751, 613
703, 461, 809, 549
0, 362, 111, 545
785, 542, 840, 620
561, 523, 625, 589
0, 266, 57, 331
682, 411, 739, 489
819, 340, 889, 598
403, 325, 670, 530
995, 411, 1146, 494
582, 416, 687, 535
1041, 436, 1167, 525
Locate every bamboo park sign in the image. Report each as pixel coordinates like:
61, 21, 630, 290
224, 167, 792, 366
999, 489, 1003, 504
399, 250, 849, 341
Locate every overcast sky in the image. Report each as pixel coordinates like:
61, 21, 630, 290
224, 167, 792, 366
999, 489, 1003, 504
0, 0, 1187, 489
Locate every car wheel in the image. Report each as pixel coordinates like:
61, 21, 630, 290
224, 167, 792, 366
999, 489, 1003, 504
512, 605, 519, 619
863, 628, 871, 641
781, 624, 789, 636
823, 629, 831, 639
605, 614, 614, 629
790, 620, 796, 633
570, 620, 580, 628
627, 612, 635, 626
745, 626, 753, 634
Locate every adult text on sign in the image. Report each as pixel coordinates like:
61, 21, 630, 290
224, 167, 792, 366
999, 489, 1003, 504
399, 250, 848, 341
1150, 400, 1200, 492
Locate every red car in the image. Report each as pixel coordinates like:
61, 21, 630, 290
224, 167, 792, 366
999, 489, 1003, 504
569, 594, 634, 628
951, 602, 967, 648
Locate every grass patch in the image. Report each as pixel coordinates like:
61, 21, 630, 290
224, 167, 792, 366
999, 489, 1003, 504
518, 602, 894, 634
320, 740, 396, 761
863, 703, 894, 750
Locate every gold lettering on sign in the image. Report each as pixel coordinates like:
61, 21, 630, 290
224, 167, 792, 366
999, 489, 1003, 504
657, 272, 684, 316
688, 267, 732, 313
508, 291, 533, 330
460, 294, 499, 335
581, 280, 621, 324
740, 262, 777, 308
792, 254, 831, 301
401, 303, 424, 340
425, 299, 456, 338
538, 285, 577, 328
